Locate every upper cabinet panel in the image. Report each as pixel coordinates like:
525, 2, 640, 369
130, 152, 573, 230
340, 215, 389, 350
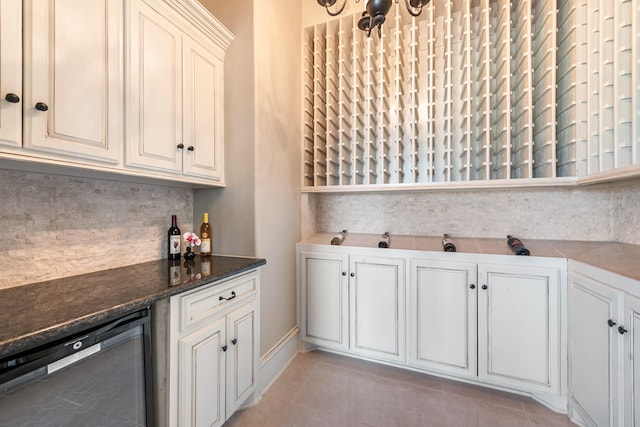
0, 0, 22, 148
22, 0, 124, 165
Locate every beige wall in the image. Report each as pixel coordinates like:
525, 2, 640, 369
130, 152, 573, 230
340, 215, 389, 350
196, 0, 302, 356
0, 168, 193, 289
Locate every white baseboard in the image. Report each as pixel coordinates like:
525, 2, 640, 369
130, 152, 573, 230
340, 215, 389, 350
256, 326, 300, 397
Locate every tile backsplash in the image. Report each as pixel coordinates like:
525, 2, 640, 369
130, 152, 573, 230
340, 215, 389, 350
0, 169, 193, 289
311, 178, 640, 246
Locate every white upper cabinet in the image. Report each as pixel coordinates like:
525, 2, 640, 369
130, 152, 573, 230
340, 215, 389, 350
126, 0, 228, 184
0, 0, 22, 148
22, 0, 123, 165
125, 0, 183, 175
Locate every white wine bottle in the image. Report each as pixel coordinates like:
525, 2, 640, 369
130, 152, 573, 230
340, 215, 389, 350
200, 213, 212, 257
331, 230, 347, 245
378, 232, 390, 248
168, 215, 181, 260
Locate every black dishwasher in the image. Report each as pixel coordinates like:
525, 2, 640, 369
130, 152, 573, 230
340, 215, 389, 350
0, 308, 154, 427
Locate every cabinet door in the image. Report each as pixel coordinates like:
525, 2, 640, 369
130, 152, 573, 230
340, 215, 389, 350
478, 264, 560, 395
0, 0, 22, 148
23, 0, 123, 164
226, 301, 257, 419
182, 36, 224, 182
624, 293, 640, 427
300, 251, 349, 351
126, 0, 183, 174
350, 255, 405, 362
569, 273, 622, 427
408, 259, 477, 378
177, 317, 226, 427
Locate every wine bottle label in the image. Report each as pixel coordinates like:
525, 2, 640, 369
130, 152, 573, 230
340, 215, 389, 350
200, 239, 211, 253
169, 235, 181, 255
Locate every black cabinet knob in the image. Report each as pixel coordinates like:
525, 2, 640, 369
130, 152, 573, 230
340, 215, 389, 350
187, 146, 195, 151
232, 338, 237, 345
222, 345, 228, 352
177, 143, 185, 149
350, 272, 355, 277
35, 102, 49, 112
608, 319, 617, 327
618, 326, 628, 335
342, 271, 347, 276
481, 285, 488, 290
4, 93, 20, 103
470, 284, 476, 289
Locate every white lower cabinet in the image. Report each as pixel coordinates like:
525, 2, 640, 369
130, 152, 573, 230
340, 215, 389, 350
299, 251, 349, 352
569, 267, 640, 427
298, 244, 566, 411
624, 293, 640, 427
408, 259, 477, 378
163, 271, 260, 427
478, 263, 561, 399
349, 255, 405, 363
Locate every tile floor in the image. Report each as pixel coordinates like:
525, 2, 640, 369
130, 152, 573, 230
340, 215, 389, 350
226, 350, 577, 427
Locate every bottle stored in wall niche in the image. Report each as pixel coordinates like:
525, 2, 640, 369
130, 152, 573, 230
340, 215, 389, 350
330, 230, 347, 245
506, 235, 530, 256
200, 213, 212, 256
168, 215, 181, 260
378, 232, 390, 248
442, 234, 457, 252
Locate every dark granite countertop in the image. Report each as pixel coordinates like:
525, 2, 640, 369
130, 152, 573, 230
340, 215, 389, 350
0, 255, 266, 360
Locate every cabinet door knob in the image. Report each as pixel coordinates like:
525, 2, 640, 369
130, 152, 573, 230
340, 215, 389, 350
187, 146, 195, 151
222, 345, 228, 352
35, 102, 49, 112
219, 291, 237, 301
470, 284, 476, 289
4, 93, 20, 103
350, 272, 355, 277
608, 319, 617, 327
177, 143, 184, 149
618, 326, 628, 335
342, 271, 347, 276
481, 285, 488, 290
231, 338, 238, 345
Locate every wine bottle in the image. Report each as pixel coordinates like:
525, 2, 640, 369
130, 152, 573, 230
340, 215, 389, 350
442, 234, 456, 252
506, 235, 530, 256
330, 230, 347, 245
378, 232, 390, 248
200, 213, 212, 256
168, 215, 181, 260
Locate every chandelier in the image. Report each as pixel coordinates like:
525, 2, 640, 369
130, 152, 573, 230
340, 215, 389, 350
317, 0, 431, 38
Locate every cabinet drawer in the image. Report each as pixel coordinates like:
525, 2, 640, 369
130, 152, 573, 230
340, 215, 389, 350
178, 272, 258, 332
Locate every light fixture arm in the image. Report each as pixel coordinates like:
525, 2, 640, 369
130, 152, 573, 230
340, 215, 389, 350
317, 0, 352, 17
404, 0, 430, 17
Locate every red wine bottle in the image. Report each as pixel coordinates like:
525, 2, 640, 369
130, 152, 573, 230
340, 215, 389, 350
331, 230, 347, 245
168, 215, 181, 260
378, 232, 390, 248
507, 235, 530, 256
442, 234, 456, 252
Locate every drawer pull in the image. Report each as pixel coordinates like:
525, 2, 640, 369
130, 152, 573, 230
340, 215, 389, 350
608, 319, 617, 327
219, 291, 237, 301
470, 284, 476, 289
618, 326, 628, 335
481, 285, 488, 290
222, 345, 228, 352
232, 338, 237, 345
35, 102, 49, 112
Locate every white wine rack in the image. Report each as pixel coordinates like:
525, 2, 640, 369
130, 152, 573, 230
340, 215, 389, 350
302, 0, 640, 189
